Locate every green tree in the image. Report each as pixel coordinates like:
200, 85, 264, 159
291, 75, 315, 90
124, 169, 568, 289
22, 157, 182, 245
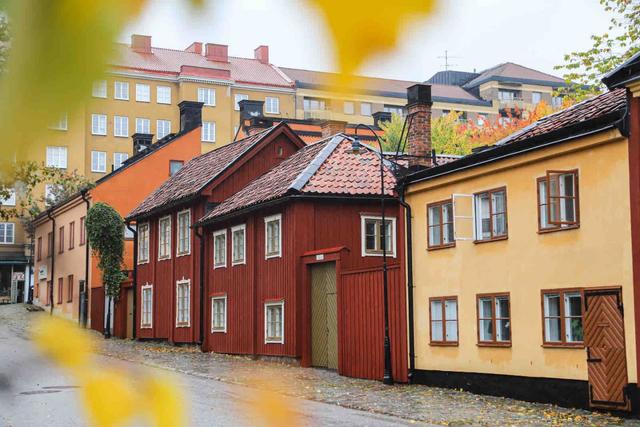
555, 0, 640, 98
378, 112, 406, 152
431, 111, 480, 155
85, 202, 126, 338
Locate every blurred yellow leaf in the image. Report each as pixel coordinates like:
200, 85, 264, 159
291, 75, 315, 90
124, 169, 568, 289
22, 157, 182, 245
82, 370, 137, 427
32, 316, 94, 369
249, 388, 299, 427
143, 375, 187, 427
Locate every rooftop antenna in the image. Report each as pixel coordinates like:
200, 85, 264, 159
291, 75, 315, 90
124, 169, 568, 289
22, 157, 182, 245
437, 50, 460, 71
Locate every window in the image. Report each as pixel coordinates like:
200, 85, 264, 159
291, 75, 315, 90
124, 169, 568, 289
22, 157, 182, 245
213, 229, 226, 268
135, 83, 150, 102
91, 114, 107, 136
91, 151, 107, 173
58, 226, 64, 253
158, 216, 171, 260
477, 293, 511, 345
67, 275, 74, 303
384, 105, 404, 116
136, 117, 151, 134
361, 215, 396, 257
476, 114, 487, 126
47, 232, 53, 257
46, 146, 68, 169
0, 188, 16, 206
37, 237, 42, 261
552, 95, 564, 108
234, 94, 249, 110
80, 216, 86, 246
92, 80, 107, 98
474, 188, 507, 241
114, 115, 129, 137
360, 102, 372, 116
542, 290, 583, 346
176, 280, 191, 327
138, 223, 149, 263
538, 171, 579, 231
211, 295, 227, 333
265, 97, 280, 114
198, 88, 216, 106
202, 121, 216, 142
114, 81, 129, 100
157, 86, 171, 104
69, 221, 75, 250
498, 89, 519, 101
177, 210, 191, 256
343, 101, 355, 115
264, 214, 282, 259
265, 301, 284, 343
113, 152, 129, 170
124, 223, 135, 240
169, 160, 183, 176
156, 120, 171, 139
427, 200, 454, 249
430, 297, 458, 345
532, 91, 542, 105
0, 222, 14, 244
141, 284, 153, 328
45, 184, 61, 205
303, 97, 326, 111
231, 224, 246, 265
57, 278, 63, 304
50, 113, 68, 131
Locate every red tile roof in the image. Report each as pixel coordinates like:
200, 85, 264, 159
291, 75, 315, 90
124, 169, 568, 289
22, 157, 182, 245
127, 126, 280, 219
113, 44, 294, 88
200, 135, 397, 221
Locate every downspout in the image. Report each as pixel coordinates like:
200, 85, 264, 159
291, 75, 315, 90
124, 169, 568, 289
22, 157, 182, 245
398, 185, 416, 382
46, 209, 56, 315
80, 190, 90, 326
126, 221, 138, 339
194, 225, 206, 348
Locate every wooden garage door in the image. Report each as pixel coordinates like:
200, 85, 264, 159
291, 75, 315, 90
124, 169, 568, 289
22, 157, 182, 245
311, 262, 337, 369
583, 288, 629, 410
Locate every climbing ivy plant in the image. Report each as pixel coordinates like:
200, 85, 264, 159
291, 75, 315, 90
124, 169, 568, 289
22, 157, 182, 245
85, 202, 126, 300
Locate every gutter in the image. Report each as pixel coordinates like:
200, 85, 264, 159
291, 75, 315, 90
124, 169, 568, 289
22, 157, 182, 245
80, 190, 90, 327
46, 209, 55, 315
397, 188, 416, 382
125, 221, 138, 339
194, 225, 206, 348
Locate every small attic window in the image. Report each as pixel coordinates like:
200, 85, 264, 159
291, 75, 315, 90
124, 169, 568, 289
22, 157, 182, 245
276, 145, 284, 158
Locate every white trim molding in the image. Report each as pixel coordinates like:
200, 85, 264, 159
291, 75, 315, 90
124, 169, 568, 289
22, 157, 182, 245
211, 294, 228, 333
137, 222, 150, 264
175, 278, 191, 328
213, 229, 227, 269
264, 214, 282, 260
158, 215, 172, 261
140, 283, 153, 329
176, 209, 192, 257
264, 300, 285, 344
360, 215, 397, 258
231, 224, 247, 266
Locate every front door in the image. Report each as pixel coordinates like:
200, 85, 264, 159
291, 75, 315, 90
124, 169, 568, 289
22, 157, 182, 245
584, 288, 629, 410
311, 262, 338, 369
126, 288, 134, 339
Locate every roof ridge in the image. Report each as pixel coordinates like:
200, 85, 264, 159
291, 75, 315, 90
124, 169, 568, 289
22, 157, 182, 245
289, 135, 344, 191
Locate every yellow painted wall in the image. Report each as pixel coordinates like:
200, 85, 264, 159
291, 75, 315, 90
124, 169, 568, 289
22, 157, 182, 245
406, 129, 637, 382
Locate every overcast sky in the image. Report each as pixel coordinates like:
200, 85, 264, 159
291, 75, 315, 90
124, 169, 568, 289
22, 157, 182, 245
122, 0, 612, 82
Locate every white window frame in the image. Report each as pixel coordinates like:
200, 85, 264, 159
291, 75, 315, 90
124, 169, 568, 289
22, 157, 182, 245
91, 151, 107, 173
135, 83, 151, 103
360, 102, 372, 116
158, 215, 172, 260
46, 146, 68, 169
264, 300, 284, 344
49, 112, 68, 131
360, 215, 397, 258
1, 188, 16, 207
113, 152, 129, 170
213, 229, 227, 269
202, 121, 216, 142
92, 80, 107, 98
343, 101, 355, 115
137, 222, 150, 264
91, 114, 107, 136
156, 86, 172, 104
231, 224, 246, 266
176, 209, 191, 257
140, 284, 153, 328
264, 214, 282, 259
114, 115, 129, 138
136, 117, 151, 134
198, 87, 216, 106
211, 295, 227, 333
175, 279, 191, 327
114, 81, 129, 100
0, 222, 15, 244
156, 119, 171, 139
265, 96, 280, 114
234, 93, 249, 111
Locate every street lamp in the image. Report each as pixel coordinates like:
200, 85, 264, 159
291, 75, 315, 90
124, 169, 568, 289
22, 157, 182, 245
351, 123, 393, 386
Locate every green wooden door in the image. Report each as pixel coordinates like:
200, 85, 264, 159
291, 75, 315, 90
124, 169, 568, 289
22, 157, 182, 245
311, 262, 337, 369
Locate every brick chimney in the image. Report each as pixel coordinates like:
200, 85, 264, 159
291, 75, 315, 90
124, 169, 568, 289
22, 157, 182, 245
178, 100, 204, 133
132, 133, 153, 155
372, 111, 392, 128
131, 34, 152, 54
406, 84, 432, 169
254, 45, 269, 64
205, 43, 229, 62
185, 42, 203, 55
320, 120, 347, 138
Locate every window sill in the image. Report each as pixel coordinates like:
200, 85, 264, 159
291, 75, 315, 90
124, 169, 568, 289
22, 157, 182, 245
542, 343, 584, 349
176, 324, 191, 328
362, 252, 397, 258
137, 260, 150, 265
158, 256, 172, 261
427, 243, 456, 252
213, 264, 226, 270
265, 253, 282, 260
176, 251, 191, 258
477, 342, 511, 348
430, 341, 459, 347
231, 261, 246, 266
140, 325, 152, 329
474, 235, 508, 245
265, 340, 284, 345
212, 329, 227, 334
537, 224, 580, 234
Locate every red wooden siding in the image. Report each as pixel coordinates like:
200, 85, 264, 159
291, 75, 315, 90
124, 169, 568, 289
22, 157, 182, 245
90, 287, 104, 333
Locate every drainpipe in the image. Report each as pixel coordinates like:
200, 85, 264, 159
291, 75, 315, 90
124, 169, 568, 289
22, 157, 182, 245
398, 187, 416, 383
46, 209, 56, 315
194, 225, 206, 348
80, 190, 90, 327
126, 221, 138, 339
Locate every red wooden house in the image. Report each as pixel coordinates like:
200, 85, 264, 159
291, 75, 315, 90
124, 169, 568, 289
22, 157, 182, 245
195, 133, 410, 382
126, 123, 306, 343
